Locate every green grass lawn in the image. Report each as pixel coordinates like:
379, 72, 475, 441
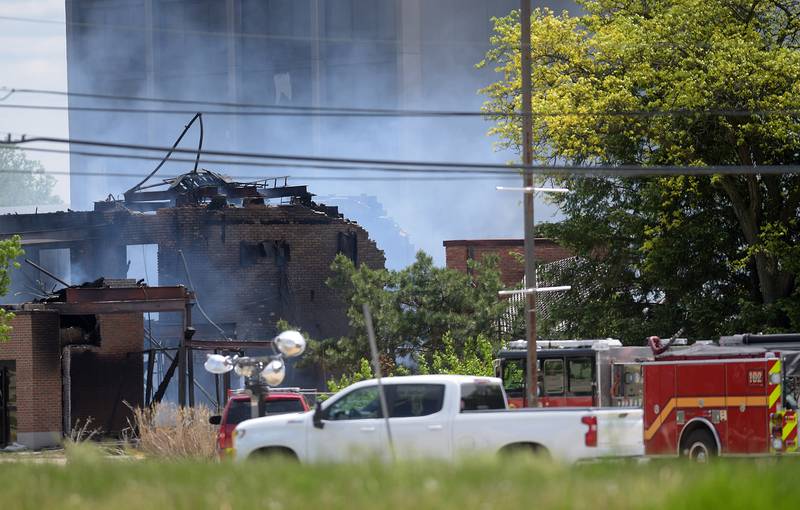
0, 446, 795, 509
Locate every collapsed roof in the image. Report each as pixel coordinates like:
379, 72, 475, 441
121, 168, 313, 212
118, 113, 313, 212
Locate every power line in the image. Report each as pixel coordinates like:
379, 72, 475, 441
0, 14, 494, 49
3, 89, 800, 119
7, 135, 550, 172
15, 146, 350, 171
2, 87, 495, 117
0, 167, 516, 182
8, 145, 515, 176
0, 102, 488, 118
6, 135, 800, 176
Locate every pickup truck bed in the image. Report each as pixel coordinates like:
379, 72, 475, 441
453, 407, 643, 461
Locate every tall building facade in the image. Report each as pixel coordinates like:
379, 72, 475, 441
65, 0, 518, 207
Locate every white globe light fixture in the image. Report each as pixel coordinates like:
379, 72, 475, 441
275, 330, 306, 358
261, 359, 286, 386
204, 354, 234, 375
203, 330, 305, 419
234, 362, 256, 378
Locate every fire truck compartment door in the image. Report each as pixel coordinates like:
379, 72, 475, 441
725, 360, 769, 453
676, 363, 728, 451
643, 364, 677, 455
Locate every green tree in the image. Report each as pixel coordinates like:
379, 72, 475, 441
0, 147, 61, 207
416, 333, 495, 377
479, 1, 800, 339
327, 359, 379, 393
321, 251, 513, 375
0, 235, 24, 341
328, 333, 495, 391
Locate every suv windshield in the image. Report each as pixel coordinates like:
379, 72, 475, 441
226, 398, 305, 425
460, 382, 506, 411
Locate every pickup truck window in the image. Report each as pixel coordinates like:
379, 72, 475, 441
543, 359, 565, 395
326, 387, 382, 420
226, 398, 306, 425
460, 383, 505, 411
568, 357, 594, 396
388, 384, 445, 417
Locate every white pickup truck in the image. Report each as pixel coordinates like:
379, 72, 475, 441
232, 375, 643, 463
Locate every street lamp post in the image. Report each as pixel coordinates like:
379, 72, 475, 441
203, 330, 307, 419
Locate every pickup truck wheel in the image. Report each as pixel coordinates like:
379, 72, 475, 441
681, 429, 716, 463
250, 447, 298, 462
499, 443, 550, 459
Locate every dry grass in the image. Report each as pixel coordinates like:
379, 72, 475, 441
129, 403, 217, 460
67, 418, 102, 444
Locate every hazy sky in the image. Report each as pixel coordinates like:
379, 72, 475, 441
0, 1, 562, 266
1, 0, 70, 202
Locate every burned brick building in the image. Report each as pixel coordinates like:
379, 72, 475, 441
0, 282, 193, 449
3, 173, 384, 341
0, 170, 384, 448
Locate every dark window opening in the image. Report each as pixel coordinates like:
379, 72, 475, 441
60, 315, 101, 346
240, 240, 291, 267
337, 231, 358, 264
0, 362, 17, 447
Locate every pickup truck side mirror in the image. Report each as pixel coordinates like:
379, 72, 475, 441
209, 415, 221, 425
313, 401, 325, 429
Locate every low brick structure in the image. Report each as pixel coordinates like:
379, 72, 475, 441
0, 311, 143, 449
0, 311, 61, 448
443, 239, 572, 287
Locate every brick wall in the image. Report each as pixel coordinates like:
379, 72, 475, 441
2, 202, 385, 341
69, 313, 144, 434
112, 205, 385, 340
0, 311, 61, 447
443, 239, 572, 287
0, 310, 145, 447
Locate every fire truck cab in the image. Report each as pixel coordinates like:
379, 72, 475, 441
643, 333, 800, 460
494, 339, 652, 408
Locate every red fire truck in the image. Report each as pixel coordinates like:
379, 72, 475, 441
643, 333, 800, 460
493, 339, 652, 408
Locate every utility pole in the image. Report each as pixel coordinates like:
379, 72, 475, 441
520, 0, 538, 408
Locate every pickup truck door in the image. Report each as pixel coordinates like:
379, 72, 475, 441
384, 383, 450, 460
308, 385, 388, 462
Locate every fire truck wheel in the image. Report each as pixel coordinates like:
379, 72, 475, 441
682, 429, 717, 462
